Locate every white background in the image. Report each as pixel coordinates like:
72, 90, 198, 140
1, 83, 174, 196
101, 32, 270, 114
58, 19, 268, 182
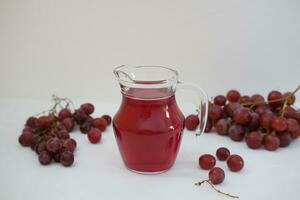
1, 0, 300, 200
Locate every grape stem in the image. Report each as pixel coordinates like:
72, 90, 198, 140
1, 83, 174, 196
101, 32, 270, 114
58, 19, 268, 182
195, 180, 239, 199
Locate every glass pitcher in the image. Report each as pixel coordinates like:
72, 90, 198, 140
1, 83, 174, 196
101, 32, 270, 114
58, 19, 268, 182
113, 65, 208, 174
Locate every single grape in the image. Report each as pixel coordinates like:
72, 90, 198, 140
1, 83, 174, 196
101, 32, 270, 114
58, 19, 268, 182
36, 116, 53, 130
46, 137, 62, 153
290, 128, 300, 139
248, 112, 260, 131
283, 106, 297, 119
228, 125, 245, 141
199, 154, 216, 170
22, 126, 33, 133
255, 104, 272, 116
185, 115, 199, 131
245, 131, 263, 149
30, 136, 40, 151
58, 108, 72, 121
80, 103, 95, 115
36, 141, 47, 154
233, 108, 251, 125
204, 119, 213, 133
63, 138, 77, 152
208, 167, 225, 185
101, 115, 112, 125
287, 118, 299, 132
208, 104, 222, 121
38, 151, 52, 165
92, 117, 108, 132
227, 155, 244, 172
214, 119, 229, 135
88, 128, 102, 144
18, 131, 33, 147
53, 152, 61, 163
283, 92, 296, 105
260, 113, 274, 129
277, 132, 292, 147
61, 117, 75, 132
251, 94, 265, 105
214, 95, 227, 106
268, 91, 283, 108
25, 116, 37, 128
263, 134, 280, 151
80, 121, 91, 133
73, 109, 89, 124
226, 90, 241, 102
57, 129, 70, 140
216, 147, 230, 161
239, 95, 251, 105
224, 102, 241, 117
271, 116, 287, 132
60, 151, 74, 166
56, 122, 67, 131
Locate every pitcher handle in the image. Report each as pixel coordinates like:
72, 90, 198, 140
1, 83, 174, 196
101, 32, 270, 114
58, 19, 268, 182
177, 81, 209, 136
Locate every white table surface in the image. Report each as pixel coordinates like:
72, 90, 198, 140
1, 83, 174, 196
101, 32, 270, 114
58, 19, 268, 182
0, 98, 299, 200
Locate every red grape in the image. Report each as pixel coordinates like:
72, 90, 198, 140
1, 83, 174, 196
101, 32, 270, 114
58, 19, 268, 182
80, 121, 91, 133
57, 129, 70, 140
263, 134, 280, 151
88, 128, 102, 144
255, 104, 272, 116
260, 113, 274, 129
245, 131, 263, 149
214, 119, 229, 135
73, 109, 88, 124
233, 108, 251, 125
227, 155, 244, 172
46, 137, 62, 153
185, 115, 199, 131
199, 154, 216, 170
214, 95, 227, 106
283, 106, 297, 119
92, 117, 108, 132
224, 103, 241, 117
268, 91, 283, 108
36, 141, 47, 154
61, 117, 75, 132
208, 104, 222, 121
277, 132, 292, 147
226, 90, 240, 102
25, 117, 37, 128
240, 95, 251, 104
248, 112, 260, 131
80, 103, 94, 115
251, 94, 265, 105
290, 128, 300, 139
38, 151, 52, 165
60, 151, 74, 166
63, 138, 77, 152
18, 131, 33, 147
283, 92, 296, 105
271, 116, 287, 132
208, 167, 225, 185
58, 108, 72, 121
287, 118, 299, 132
216, 147, 230, 161
101, 115, 112, 125
36, 116, 53, 130
228, 125, 245, 141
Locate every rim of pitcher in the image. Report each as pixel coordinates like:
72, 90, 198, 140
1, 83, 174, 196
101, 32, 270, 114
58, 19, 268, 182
113, 65, 179, 85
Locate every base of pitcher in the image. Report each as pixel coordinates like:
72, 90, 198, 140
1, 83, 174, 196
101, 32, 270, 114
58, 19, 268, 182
127, 167, 170, 175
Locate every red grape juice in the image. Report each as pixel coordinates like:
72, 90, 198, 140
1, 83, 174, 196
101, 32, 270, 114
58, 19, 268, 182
113, 92, 185, 173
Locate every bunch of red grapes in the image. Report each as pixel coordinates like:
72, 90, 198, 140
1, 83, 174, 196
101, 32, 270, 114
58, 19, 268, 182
18, 98, 112, 167
186, 87, 300, 151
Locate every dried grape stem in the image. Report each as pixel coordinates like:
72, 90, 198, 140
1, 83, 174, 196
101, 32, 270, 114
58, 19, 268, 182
195, 180, 239, 199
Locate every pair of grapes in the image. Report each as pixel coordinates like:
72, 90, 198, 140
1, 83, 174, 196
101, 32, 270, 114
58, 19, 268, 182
186, 88, 300, 151
198, 147, 244, 185
18, 98, 112, 167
